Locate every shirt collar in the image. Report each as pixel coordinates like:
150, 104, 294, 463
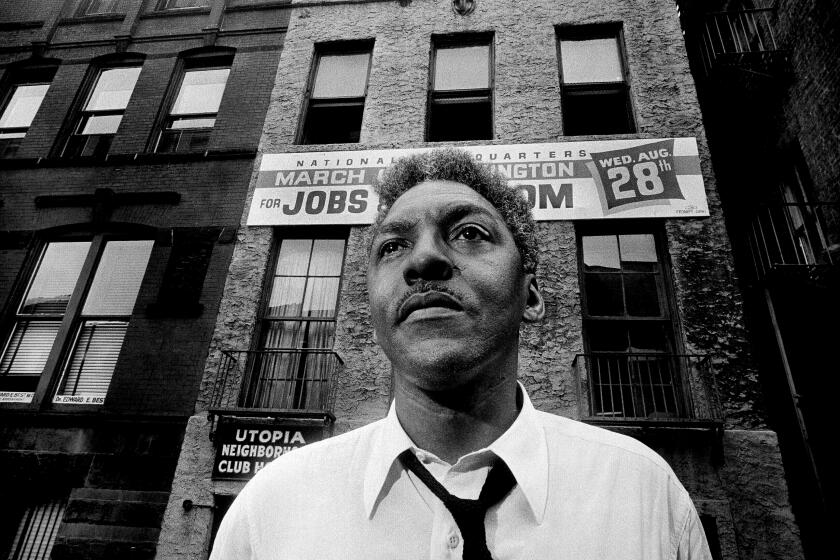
362, 383, 549, 523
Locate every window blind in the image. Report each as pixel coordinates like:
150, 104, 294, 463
7, 498, 66, 560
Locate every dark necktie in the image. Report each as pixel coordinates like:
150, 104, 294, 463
398, 449, 517, 560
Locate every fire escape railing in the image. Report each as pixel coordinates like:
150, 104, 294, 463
700, 8, 786, 76
209, 349, 342, 418
748, 202, 840, 281
573, 353, 723, 426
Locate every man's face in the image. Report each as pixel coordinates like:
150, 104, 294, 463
367, 180, 541, 391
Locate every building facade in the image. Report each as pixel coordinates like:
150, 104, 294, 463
0, 1, 285, 558
153, 1, 805, 560
677, 1, 839, 558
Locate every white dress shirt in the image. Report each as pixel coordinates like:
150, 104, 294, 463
211, 387, 711, 560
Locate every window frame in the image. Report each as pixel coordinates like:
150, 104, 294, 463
556, 24, 636, 136
76, 0, 129, 16
58, 60, 143, 159
152, 50, 233, 154
576, 222, 688, 418
0, 234, 154, 411
296, 41, 374, 145
156, 0, 210, 11
242, 228, 349, 410
0, 63, 57, 157
426, 33, 495, 142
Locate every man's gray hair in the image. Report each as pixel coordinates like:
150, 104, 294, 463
372, 148, 539, 274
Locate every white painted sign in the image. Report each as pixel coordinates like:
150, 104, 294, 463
0, 391, 34, 403
247, 138, 709, 225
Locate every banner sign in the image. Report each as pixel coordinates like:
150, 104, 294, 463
212, 421, 326, 480
247, 138, 708, 226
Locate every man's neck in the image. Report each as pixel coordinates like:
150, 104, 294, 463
393, 371, 520, 464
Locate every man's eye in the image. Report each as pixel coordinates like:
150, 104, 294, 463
452, 225, 489, 241
379, 240, 403, 256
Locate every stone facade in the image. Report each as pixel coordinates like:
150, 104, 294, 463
156, 1, 803, 560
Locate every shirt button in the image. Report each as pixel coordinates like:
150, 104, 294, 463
447, 532, 460, 549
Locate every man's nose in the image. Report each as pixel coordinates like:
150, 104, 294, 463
403, 232, 453, 284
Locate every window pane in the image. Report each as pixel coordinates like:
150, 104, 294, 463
0, 321, 60, 379
57, 320, 126, 399
302, 277, 340, 318
624, 273, 661, 317
629, 323, 670, 352
560, 38, 622, 83
80, 114, 122, 135
308, 239, 345, 276
171, 68, 230, 115
266, 277, 306, 317
582, 235, 619, 271
562, 87, 633, 135
86, 67, 141, 111
82, 240, 153, 316
262, 320, 305, 349
0, 84, 49, 129
169, 117, 216, 129
21, 242, 90, 315
312, 53, 370, 99
434, 46, 490, 91
586, 322, 629, 352
275, 239, 312, 276
585, 273, 624, 316
619, 234, 658, 271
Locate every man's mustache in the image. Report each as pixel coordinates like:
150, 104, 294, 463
394, 281, 465, 319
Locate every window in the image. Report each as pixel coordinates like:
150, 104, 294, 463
77, 0, 129, 16
299, 46, 372, 144
155, 62, 230, 153
157, 0, 209, 9
0, 238, 153, 406
243, 234, 347, 410
0, 65, 56, 157
427, 37, 493, 141
5, 497, 66, 560
61, 65, 141, 158
578, 227, 684, 418
558, 28, 635, 135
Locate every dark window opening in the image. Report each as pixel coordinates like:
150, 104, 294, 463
699, 514, 723, 560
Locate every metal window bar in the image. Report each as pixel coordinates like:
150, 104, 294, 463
747, 202, 839, 280
210, 349, 342, 414
700, 8, 781, 73
573, 353, 723, 424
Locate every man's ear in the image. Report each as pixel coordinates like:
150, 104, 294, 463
522, 275, 545, 323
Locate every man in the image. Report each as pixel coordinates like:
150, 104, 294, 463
211, 149, 711, 559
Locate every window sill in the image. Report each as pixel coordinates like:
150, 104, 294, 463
0, 149, 257, 168
141, 7, 211, 19
59, 14, 126, 25
0, 21, 44, 30
224, 0, 292, 13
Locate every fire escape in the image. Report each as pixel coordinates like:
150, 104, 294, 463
679, 2, 839, 557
